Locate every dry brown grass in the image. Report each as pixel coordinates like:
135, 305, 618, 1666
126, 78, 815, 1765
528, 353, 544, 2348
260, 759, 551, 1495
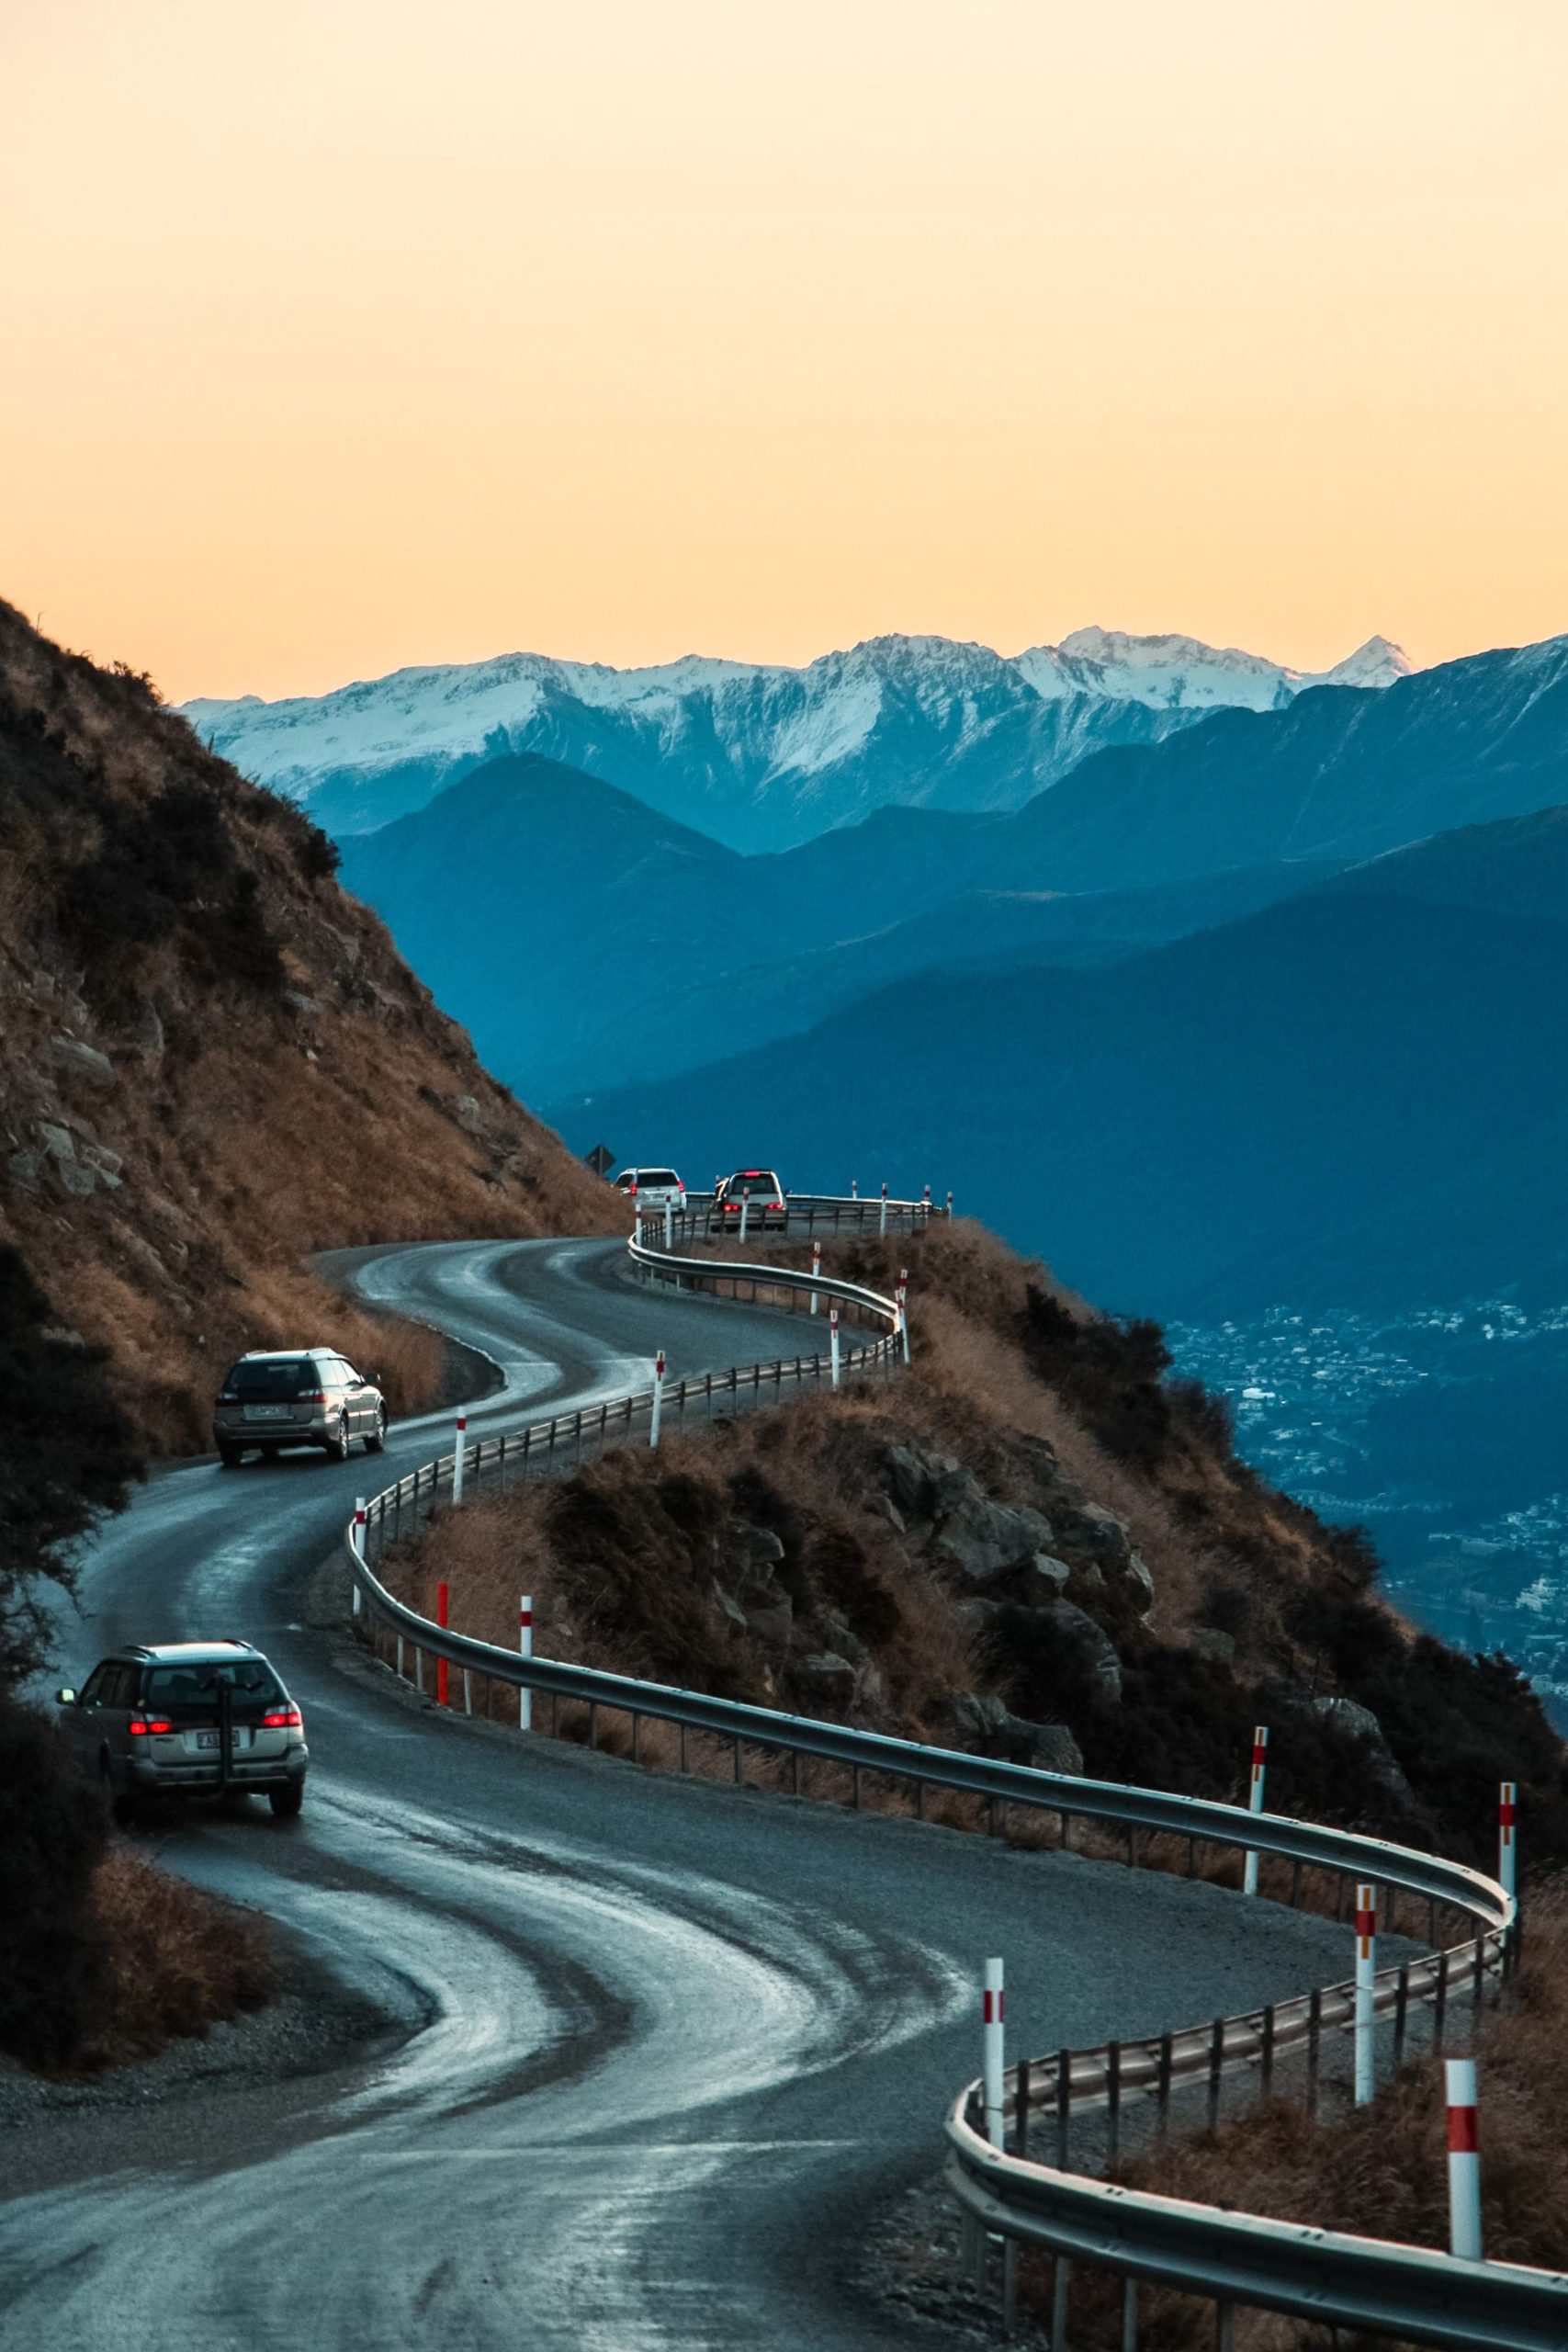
0, 599, 620, 1454
73, 1845, 275, 2072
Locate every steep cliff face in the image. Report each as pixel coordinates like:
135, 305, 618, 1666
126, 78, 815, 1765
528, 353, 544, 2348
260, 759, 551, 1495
0, 601, 617, 1452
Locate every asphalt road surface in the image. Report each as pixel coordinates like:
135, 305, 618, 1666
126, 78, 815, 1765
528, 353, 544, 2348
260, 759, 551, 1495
2, 1237, 1361, 2350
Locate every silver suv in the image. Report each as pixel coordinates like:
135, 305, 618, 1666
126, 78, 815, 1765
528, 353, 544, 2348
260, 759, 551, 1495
57, 1640, 309, 1817
214, 1349, 387, 1467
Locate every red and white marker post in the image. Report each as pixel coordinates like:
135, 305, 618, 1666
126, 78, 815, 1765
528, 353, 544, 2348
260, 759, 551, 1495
1354, 1883, 1377, 2105
829, 1306, 841, 1389
897, 1268, 910, 1365
809, 1240, 821, 1316
452, 1411, 468, 1509
946, 1188, 953, 1218
879, 1181, 889, 1238
650, 1350, 666, 1450
983, 1957, 1006, 2147
351, 1498, 367, 1615
1243, 1725, 1269, 1896
739, 1184, 751, 1245
519, 1594, 534, 1733
1446, 2058, 1483, 2259
663, 1197, 674, 1250
1499, 1781, 1517, 1902
922, 1183, 931, 1207
436, 1581, 449, 1708
851, 1178, 859, 1199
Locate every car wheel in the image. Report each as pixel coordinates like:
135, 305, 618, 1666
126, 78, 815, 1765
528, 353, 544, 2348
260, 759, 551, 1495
324, 1416, 351, 1463
365, 1406, 387, 1454
269, 1782, 305, 1818
219, 1443, 243, 1469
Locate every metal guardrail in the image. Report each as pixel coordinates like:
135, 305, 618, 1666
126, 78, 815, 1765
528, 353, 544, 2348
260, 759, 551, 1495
640, 1186, 942, 1248
337, 1206, 1557, 2351
943, 2123, 1568, 2352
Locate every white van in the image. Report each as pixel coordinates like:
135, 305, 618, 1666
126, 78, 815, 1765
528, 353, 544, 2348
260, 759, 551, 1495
613, 1166, 686, 1213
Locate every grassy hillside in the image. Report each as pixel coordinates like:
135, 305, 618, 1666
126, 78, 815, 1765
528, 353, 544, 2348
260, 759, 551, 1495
0, 602, 619, 1458
385, 1220, 1568, 1874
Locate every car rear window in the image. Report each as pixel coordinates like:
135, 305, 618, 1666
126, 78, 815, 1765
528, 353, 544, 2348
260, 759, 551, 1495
637, 1170, 680, 1187
728, 1170, 781, 1192
143, 1661, 286, 1713
224, 1359, 316, 1398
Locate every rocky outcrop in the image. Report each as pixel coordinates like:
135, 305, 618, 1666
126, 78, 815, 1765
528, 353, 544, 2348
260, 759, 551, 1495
950, 1692, 1083, 1776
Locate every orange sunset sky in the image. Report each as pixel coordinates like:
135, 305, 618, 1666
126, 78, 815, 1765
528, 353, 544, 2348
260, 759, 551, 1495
3, 1, 1565, 703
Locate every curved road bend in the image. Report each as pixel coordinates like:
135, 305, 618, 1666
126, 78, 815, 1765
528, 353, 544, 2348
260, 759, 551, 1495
5, 1237, 1358, 2350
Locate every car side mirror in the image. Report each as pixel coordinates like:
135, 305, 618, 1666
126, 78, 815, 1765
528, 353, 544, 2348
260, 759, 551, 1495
56, 1687, 76, 1706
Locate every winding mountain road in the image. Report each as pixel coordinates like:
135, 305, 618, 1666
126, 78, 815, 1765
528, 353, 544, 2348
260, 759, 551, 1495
3, 1236, 1358, 2349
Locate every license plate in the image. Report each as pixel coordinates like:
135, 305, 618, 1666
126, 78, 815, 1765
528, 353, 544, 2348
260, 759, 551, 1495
197, 1730, 220, 1749
244, 1404, 288, 1421
194, 1728, 250, 1751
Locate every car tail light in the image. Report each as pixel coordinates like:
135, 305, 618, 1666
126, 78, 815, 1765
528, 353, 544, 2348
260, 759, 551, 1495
128, 1718, 174, 1736
261, 1704, 303, 1730
295, 1389, 326, 1404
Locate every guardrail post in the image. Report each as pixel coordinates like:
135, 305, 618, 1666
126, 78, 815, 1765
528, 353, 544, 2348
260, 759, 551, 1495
1156, 2030, 1173, 2128
1208, 2016, 1224, 2129
1434, 1946, 1448, 2051
1050, 2258, 1071, 2352
1355, 1883, 1377, 2105
1499, 1780, 1517, 1905
1306, 1985, 1322, 2110
1055, 2046, 1071, 2166
829, 1308, 841, 1389
351, 1498, 366, 1617
650, 1351, 665, 1449
983, 1958, 1006, 2146
1393, 1962, 1410, 2063
1243, 1725, 1268, 1895
452, 1412, 467, 1509
1107, 2040, 1122, 2168
436, 1583, 449, 1708
519, 1595, 533, 1732
1014, 2056, 1031, 2155
1447, 2058, 1483, 2259
1121, 2276, 1138, 2352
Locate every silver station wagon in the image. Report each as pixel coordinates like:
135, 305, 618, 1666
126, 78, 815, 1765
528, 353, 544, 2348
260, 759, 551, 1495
57, 1640, 309, 1817
214, 1347, 387, 1467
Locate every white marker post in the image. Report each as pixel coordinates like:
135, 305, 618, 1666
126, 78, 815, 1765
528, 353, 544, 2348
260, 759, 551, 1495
1243, 1725, 1269, 1896
878, 1181, 888, 1238
739, 1185, 750, 1245
1354, 1883, 1377, 2106
663, 1198, 674, 1250
452, 1412, 467, 1509
922, 1183, 931, 1207
829, 1307, 841, 1390
1499, 1781, 1517, 1902
983, 1958, 1006, 2147
1446, 2058, 1483, 2260
897, 1271, 910, 1365
650, 1350, 666, 1450
351, 1498, 367, 1615
851, 1179, 858, 1200
519, 1595, 534, 1733
809, 1240, 821, 1315
946, 1188, 953, 1218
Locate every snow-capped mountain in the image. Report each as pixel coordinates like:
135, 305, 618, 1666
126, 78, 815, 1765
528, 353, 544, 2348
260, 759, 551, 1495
184, 627, 1414, 851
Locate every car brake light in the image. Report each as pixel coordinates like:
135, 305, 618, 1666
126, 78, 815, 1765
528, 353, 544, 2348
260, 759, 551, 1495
296, 1389, 326, 1404
128, 1718, 174, 1736
261, 1705, 303, 1730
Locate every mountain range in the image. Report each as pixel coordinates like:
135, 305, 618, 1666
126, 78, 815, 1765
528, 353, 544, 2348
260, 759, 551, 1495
339, 630, 1567, 1107
185, 626, 1412, 852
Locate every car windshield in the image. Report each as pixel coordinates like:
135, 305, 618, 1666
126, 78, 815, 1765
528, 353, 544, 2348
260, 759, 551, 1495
144, 1662, 286, 1712
224, 1359, 315, 1399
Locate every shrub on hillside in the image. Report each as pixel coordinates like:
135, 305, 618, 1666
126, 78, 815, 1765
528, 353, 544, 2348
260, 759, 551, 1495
0, 1690, 109, 2066
0, 1246, 141, 1682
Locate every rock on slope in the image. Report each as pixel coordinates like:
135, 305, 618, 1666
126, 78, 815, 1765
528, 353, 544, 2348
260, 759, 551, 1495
0, 601, 617, 1453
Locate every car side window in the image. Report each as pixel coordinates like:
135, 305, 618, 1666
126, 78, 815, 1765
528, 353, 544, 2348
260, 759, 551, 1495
340, 1362, 362, 1386
79, 1664, 110, 1706
96, 1664, 133, 1708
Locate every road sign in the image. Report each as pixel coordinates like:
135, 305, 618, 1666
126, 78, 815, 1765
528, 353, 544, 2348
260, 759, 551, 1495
583, 1143, 615, 1177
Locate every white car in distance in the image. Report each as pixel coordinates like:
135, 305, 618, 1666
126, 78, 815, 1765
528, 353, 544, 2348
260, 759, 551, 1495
614, 1166, 686, 1216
